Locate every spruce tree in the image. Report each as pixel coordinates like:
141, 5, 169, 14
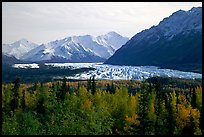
91, 76, 96, 95
37, 82, 46, 116
106, 83, 111, 93
60, 76, 68, 101
56, 81, 61, 101
33, 82, 38, 91
149, 81, 152, 94
200, 105, 203, 135
110, 82, 116, 94
67, 83, 70, 94
77, 82, 80, 90
191, 87, 197, 109
37, 82, 48, 133
10, 77, 20, 111
21, 89, 26, 112
137, 80, 150, 135
166, 92, 176, 135
87, 77, 92, 91
154, 77, 162, 135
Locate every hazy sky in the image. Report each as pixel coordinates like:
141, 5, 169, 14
2, 2, 202, 44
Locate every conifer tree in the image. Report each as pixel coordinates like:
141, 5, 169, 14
37, 82, 48, 133
91, 76, 96, 95
60, 76, 68, 101
77, 82, 80, 90
10, 77, 20, 111
200, 105, 203, 135
110, 82, 116, 94
33, 82, 38, 91
67, 83, 70, 94
166, 91, 176, 135
21, 89, 26, 112
51, 82, 55, 92
149, 81, 152, 94
106, 83, 111, 93
87, 77, 92, 92
56, 81, 61, 102
37, 82, 46, 116
191, 87, 197, 109
137, 81, 150, 135
154, 77, 162, 135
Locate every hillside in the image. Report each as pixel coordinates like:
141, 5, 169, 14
105, 7, 202, 73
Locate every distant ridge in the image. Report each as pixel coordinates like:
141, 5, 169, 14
2, 32, 129, 63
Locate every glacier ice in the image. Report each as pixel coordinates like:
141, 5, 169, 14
44, 63, 202, 80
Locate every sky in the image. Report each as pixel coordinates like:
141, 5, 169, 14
2, 2, 202, 45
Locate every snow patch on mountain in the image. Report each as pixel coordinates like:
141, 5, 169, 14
127, 7, 202, 46
157, 7, 202, 37
2, 39, 39, 59
21, 32, 129, 62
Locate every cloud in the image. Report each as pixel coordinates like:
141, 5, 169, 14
2, 2, 202, 44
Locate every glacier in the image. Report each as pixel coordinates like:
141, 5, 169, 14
12, 63, 40, 69
43, 63, 202, 80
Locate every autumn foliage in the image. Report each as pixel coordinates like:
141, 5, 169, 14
2, 77, 202, 135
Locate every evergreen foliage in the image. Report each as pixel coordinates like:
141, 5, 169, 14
2, 77, 202, 135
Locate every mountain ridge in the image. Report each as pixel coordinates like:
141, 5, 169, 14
105, 7, 202, 73
2, 31, 129, 63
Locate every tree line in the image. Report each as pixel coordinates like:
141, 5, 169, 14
2, 76, 203, 135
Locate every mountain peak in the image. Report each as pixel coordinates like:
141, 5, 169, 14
18, 32, 129, 62
189, 6, 202, 12
172, 9, 186, 15
105, 7, 202, 73
106, 31, 121, 36
153, 7, 202, 37
18, 38, 29, 43
171, 7, 201, 16
3, 38, 39, 59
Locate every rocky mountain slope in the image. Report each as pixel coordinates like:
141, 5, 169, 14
105, 7, 202, 73
2, 32, 129, 63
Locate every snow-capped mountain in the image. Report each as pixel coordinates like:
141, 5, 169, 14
157, 7, 202, 36
105, 7, 202, 73
21, 32, 129, 62
123, 7, 202, 46
2, 38, 39, 60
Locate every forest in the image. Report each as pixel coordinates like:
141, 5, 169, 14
2, 76, 203, 135
2, 64, 95, 83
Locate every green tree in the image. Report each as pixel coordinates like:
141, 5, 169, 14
87, 77, 92, 92
137, 81, 151, 135
10, 77, 20, 111
154, 78, 162, 135
106, 83, 111, 93
110, 82, 116, 94
166, 91, 177, 135
21, 89, 26, 112
36, 82, 46, 117
91, 76, 96, 95
59, 76, 68, 101
200, 105, 203, 135
191, 87, 197, 109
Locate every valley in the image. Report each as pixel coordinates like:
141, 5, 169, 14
2, 62, 202, 84
2, 3, 202, 135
